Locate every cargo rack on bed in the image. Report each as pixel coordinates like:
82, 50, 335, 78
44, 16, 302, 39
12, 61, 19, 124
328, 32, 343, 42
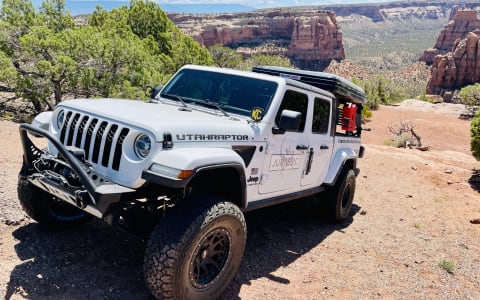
252, 66, 366, 137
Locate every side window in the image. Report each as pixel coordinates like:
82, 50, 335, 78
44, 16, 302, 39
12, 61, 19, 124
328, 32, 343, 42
275, 90, 308, 132
312, 97, 330, 134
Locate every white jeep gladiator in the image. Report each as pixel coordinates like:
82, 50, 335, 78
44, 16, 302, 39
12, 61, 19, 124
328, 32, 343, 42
18, 64, 365, 299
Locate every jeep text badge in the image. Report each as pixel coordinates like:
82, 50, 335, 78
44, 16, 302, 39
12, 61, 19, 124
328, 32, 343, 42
251, 107, 264, 122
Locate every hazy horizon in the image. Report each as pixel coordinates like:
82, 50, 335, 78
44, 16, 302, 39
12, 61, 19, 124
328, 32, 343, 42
35, 0, 399, 15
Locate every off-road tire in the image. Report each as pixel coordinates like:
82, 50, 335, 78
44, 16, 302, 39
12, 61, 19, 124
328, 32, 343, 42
143, 195, 246, 300
18, 176, 91, 226
326, 168, 356, 222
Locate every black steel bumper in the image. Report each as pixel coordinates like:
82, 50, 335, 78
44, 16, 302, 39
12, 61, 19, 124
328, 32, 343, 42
19, 124, 134, 218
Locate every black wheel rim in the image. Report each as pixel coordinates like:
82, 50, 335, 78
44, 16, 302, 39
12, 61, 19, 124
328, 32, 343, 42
189, 227, 232, 289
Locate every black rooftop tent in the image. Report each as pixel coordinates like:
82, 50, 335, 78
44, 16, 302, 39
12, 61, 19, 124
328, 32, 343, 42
252, 66, 366, 105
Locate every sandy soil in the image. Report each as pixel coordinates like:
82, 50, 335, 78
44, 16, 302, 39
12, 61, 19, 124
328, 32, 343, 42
1, 100, 479, 299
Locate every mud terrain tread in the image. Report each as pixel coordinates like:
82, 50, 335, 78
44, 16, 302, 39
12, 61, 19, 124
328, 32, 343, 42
144, 195, 246, 300
327, 168, 356, 222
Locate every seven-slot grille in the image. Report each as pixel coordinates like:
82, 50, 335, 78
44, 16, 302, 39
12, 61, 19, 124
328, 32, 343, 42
59, 111, 130, 171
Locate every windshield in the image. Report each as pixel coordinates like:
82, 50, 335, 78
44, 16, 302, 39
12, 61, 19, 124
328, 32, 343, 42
161, 68, 278, 117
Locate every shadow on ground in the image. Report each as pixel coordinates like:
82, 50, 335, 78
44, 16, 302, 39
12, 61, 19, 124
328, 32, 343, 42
5, 220, 149, 299
5, 201, 359, 299
469, 168, 480, 193
221, 201, 360, 299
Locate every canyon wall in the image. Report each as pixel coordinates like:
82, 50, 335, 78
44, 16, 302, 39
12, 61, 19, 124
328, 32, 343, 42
421, 10, 480, 65
169, 1, 480, 72
171, 10, 344, 71
427, 30, 480, 101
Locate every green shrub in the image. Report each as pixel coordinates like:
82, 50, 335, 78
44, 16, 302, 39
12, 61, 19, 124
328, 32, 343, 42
362, 105, 373, 121
438, 259, 455, 274
355, 76, 408, 109
472, 109, 480, 161
458, 83, 480, 107
391, 134, 410, 148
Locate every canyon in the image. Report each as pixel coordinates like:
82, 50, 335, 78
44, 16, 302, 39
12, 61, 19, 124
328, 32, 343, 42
170, 1, 480, 101
169, 1, 480, 72
170, 9, 345, 70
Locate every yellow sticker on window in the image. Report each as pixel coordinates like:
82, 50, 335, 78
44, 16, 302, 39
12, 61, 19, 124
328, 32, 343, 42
251, 107, 264, 122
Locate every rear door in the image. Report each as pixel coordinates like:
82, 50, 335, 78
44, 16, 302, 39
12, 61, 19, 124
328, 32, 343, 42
300, 95, 334, 186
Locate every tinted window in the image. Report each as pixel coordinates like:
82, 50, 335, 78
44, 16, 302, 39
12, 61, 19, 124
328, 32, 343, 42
161, 69, 277, 116
275, 90, 308, 132
312, 97, 330, 134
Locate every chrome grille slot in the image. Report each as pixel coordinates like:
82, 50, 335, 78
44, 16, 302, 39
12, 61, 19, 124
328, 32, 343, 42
57, 111, 130, 171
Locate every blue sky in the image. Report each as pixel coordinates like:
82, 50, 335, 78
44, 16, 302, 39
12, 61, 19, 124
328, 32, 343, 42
154, 0, 389, 3
156, 0, 391, 9
23, 0, 397, 14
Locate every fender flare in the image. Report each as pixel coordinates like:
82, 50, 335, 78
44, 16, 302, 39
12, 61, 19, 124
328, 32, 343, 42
323, 148, 358, 185
142, 147, 247, 205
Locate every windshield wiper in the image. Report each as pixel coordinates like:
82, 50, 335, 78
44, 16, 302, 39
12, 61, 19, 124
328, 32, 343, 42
160, 93, 188, 108
193, 100, 230, 117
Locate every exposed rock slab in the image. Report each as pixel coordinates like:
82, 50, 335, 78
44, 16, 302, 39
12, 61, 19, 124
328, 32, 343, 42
427, 11, 480, 101
421, 9, 480, 65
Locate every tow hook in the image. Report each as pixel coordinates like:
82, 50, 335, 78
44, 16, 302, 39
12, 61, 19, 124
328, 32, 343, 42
75, 190, 90, 209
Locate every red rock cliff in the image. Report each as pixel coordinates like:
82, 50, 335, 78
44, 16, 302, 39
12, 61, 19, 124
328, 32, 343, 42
170, 10, 345, 71
287, 12, 344, 70
426, 30, 480, 101
420, 10, 480, 65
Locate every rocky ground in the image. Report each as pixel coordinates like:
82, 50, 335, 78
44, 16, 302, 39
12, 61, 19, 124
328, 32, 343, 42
1, 100, 479, 299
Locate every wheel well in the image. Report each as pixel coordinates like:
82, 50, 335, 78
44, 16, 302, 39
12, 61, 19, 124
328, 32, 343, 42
344, 159, 355, 171
187, 167, 245, 209
331, 159, 356, 185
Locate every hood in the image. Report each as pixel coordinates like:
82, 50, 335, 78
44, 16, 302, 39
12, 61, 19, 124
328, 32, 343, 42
57, 98, 257, 142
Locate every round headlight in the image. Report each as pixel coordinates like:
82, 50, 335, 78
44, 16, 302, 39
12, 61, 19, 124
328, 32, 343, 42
134, 134, 152, 159
57, 110, 65, 129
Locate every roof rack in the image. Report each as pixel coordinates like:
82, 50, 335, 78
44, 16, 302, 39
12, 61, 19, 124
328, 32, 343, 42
252, 66, 366, 105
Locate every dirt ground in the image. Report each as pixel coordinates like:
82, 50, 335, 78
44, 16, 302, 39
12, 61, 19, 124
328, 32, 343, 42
1, 100, 479, 299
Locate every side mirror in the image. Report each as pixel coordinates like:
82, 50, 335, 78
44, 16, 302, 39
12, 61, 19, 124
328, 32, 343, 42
273, 109, 302, 134
145, 85, 163, 99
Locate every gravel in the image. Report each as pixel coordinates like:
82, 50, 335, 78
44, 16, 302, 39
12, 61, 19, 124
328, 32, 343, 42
1, 101, 480, 299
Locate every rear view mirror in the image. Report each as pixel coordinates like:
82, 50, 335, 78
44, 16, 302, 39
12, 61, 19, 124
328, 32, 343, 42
273, 109, 302, 134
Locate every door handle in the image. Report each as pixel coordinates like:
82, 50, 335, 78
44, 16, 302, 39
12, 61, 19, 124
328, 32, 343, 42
296, 145, 308, 150
305, 148, 314, 175
320, 145, 329, 150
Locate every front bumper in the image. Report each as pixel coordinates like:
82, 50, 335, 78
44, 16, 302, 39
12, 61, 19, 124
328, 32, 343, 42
19, 124, 134, 218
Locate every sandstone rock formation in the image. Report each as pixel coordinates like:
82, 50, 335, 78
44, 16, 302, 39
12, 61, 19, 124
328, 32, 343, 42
331, 2, 446, 22
420, 9, 480, 65
170, 2, 480, 72
171, 10, 344, 71
427, 30, 480, 101
287, 13, 344, 70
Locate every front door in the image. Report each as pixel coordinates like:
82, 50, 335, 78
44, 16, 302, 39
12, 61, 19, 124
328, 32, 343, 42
259, 89, 309, 194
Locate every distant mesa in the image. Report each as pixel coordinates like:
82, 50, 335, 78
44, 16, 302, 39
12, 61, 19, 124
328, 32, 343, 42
424, 9, 480, 102
169, 2, 478, 71
170, 10, 345, 71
